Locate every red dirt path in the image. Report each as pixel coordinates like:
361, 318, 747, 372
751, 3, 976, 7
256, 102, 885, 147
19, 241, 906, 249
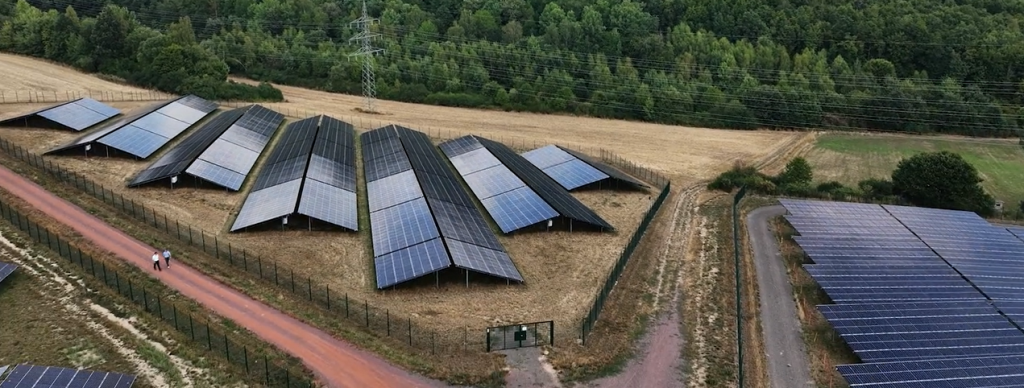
0, 165, 447, 388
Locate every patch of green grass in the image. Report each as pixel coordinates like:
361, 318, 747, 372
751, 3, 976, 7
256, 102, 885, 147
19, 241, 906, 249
808, 134, 1024, 204
137, 342, 183, 386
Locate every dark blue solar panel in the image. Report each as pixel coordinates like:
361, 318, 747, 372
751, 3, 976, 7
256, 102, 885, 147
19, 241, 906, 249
0, 364, 136, 388
363, 136, 404, 162
73, 97, 121, 117
219, 124, 270, 152
127, 108, 244, 186
230, 179, 302, 231
542, 159, 609, 190
0, 261, 16, 285
297, 179, 358, 231
446, 238, 523, 282
186, 159, 246, 190
520, 145, 575, 170
251, 157, 308, 192
838, 355, 1024, 386
37, 101, 111, 131
158, 103, 209, 124
430, 199, 503, 251
306, 154, 356, 192
370, 197, 439, 256
448, 148, 502, 176
438, 135, 483, 158
367, 170, 423, 212
363, 151, 413, 182
416, 172, 477, 209
96, 125, 167, 158
481, 186, 559, 233
129, 112, 190, 138
188, 106, 282, 190
463, 165, 526, 200
374, 239, 451, 289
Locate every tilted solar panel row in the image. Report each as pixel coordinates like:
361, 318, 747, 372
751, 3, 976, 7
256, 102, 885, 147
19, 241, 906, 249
397, 128, 521, 282
128, 108, 246, 186
185, 105, 285, 191
0, 261, 17, 286
296, 116, 358, 230
521, 145, 645, 190
48, 100, 172, 154
779, 199, 1024, 387
95, 96, 218, 158
0, 363, 136, 388
0, 97, 120, 131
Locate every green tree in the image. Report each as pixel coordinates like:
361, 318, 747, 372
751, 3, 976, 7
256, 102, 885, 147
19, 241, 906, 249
891, 151, 996, 216
776, 157, 813, 186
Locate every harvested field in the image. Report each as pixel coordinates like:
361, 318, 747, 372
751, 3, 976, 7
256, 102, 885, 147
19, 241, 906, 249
0, 53, 150, 95
226, 80, 800, 183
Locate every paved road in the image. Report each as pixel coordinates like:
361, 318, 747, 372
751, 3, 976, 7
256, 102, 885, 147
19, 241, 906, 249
746, 206, 814, 388
0, 165, 446, 388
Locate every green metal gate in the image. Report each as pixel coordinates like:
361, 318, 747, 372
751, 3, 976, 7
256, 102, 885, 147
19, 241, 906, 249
486, 321, 554, 351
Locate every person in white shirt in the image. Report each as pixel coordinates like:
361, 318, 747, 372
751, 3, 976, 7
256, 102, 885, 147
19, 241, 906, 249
152, 251, 162, 271
163, 249, 172, 268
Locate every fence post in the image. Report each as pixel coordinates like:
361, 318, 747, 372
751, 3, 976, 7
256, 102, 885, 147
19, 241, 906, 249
307, 278, 312, 301
189, 315, 195, 341
274, 262, 278, 285
143, 288, 149, 311
327, 285, 330, 309
129, 279, 134, 301
264, 356, 270, 385
387, 310, 390, 336
244, 347, 249, 374
365, 301, 369, 326
291, 269, 295, 293
173, 305, 178, 330
157, 294, 162, 319
206, 323, 212, 350
346, 294, 349, 317
409, 318, 412, 345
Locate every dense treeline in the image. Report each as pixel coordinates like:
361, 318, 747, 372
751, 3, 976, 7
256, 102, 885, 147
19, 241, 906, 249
5, 0, 1024, 136
0, 1, 282, 101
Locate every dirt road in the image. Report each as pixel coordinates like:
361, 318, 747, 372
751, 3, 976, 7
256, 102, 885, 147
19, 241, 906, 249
0, 165, 446, 388
746, 206, 814, 388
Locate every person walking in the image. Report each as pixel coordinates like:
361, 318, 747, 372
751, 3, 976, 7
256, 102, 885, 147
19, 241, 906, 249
152, 251, 162, 271
163, 248, 172, 268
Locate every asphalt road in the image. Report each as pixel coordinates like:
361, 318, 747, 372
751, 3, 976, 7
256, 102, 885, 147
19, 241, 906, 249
0, 164, 446, 388
746, 206, 814, 388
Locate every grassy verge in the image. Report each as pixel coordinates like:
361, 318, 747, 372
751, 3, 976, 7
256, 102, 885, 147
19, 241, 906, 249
0, 219, 248, 387
682, 193, 771, 387
0, 149, 506, 386
770, 216, 856, 388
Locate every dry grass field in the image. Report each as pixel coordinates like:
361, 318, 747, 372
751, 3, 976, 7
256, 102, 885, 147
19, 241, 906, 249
0, 53, 808, 356
0, 53, 152, 95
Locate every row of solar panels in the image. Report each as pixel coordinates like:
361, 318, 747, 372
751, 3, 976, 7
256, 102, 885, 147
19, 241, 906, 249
781, 199, 1024, 387
0, 364, 136, 388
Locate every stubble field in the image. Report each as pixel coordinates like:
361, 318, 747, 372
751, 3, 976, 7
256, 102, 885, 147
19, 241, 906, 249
0, 53, 803, 343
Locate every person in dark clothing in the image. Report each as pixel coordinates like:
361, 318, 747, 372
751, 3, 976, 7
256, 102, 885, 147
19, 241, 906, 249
163, 249, 172, 268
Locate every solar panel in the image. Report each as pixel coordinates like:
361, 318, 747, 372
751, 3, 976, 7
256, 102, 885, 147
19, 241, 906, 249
416, 172, 478, 209
446, 238, 523, 282
128, 108, 245, 186
188, 106, 284, 190
95, 125, 167, 159
48, 100, 170, 154
297, 179, 358, 231
559, 147, 647, 187
463, 165, 526, 200
477, 136, 612, 230
127, 111, 191, 138
364, 135, 405, 161
0, 364, 136, 388
0, 98, 120, 131
438, 135, 484, 158
174, 94, 220, 114
520, 145, 576, 170
230, 179, 303, 231
448, 148, 503, 176
367, 170, 423, 212
312, 141, 355, 166
536, 159, 608, 190
360, 125, 399, 145
0, 261, 17, 285
374, 239, 451, 288
318, 116, 356, 148
430, 199, 503, 250
370, 197, 440, 256
363, 151, 413, 182
481, 187, 559, 233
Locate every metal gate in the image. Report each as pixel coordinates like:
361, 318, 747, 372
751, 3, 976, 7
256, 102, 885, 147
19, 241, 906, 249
486, 321, 554, 351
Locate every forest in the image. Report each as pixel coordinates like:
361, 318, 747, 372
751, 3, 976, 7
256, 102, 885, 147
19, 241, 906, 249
3, 0, 1024, 137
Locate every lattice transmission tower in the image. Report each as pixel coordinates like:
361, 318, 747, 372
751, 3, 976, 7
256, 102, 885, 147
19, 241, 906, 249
349, 0, 384, 112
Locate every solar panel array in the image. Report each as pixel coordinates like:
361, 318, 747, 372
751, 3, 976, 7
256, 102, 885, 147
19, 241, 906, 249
95, 95, 218, 158
521, 145, 646, 190
1008, 226, 1024, 241
363, 126, 522, 288
128, 108, 245, 187
439, 136, 611, 233
297, 116, 358, 230
185, 105, 285, 191
47, 100, 171, 155
0, 364, 136, 388
781, 199, 1024, 387
0, 98, 120, 131
0, 261, 16, 286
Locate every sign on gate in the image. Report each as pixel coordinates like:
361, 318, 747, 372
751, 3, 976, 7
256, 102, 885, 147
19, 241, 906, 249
486, 321, 554, 352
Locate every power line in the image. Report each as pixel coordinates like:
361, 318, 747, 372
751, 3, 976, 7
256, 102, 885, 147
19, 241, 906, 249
348, 0, 383, 113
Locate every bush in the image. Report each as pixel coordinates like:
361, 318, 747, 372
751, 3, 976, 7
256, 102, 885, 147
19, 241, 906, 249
423, 92, 489, 108
707, 163, 770, 192
892, 151, 996, 216
858, 178, 895, 200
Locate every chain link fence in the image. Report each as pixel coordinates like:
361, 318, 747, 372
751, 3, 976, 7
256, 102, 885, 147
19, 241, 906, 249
0, 200, 315, 387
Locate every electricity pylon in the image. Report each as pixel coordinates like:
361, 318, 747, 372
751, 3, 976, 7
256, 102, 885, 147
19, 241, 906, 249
349, 0, 384, 112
